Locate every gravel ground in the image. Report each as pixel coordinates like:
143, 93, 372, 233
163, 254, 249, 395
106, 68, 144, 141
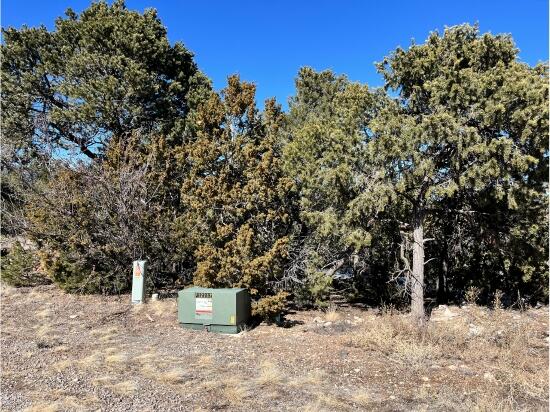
1, 285, 548, 411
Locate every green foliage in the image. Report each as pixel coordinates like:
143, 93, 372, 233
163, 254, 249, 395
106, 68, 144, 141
25, 134, 189, 293
370, 24, 548, 305
1, 7, 546, 312
251, 291, 289, 319
283, 68, 397, 306
1, 0, 208, 160
285, 25, 548, 309
0, 242, 46, 287
178, 76, 299, 313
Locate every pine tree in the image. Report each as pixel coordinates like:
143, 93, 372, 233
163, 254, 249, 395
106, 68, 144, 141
371, 24, 548, 319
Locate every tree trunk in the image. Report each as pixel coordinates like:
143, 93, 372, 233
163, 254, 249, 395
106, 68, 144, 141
411, 207, 425, 322
437, 257, 448, 304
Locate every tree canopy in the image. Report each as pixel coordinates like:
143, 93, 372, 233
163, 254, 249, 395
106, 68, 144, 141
1, 2, 547, 320
1, 0, 209, 162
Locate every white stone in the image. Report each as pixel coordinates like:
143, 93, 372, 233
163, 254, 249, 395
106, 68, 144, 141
483, 372, 496, 381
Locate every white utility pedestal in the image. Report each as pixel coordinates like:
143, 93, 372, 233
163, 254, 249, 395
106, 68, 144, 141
131, 260, 147, 304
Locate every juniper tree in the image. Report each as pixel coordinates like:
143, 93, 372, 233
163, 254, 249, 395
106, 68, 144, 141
2, 1, 209, 291
371, 24, 548, 319
283, 68, 396, 304
179, 76, 298, 317
1, 0, 209, 161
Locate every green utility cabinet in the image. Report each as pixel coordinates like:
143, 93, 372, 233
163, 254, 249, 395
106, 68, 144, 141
178, 287, 251, 333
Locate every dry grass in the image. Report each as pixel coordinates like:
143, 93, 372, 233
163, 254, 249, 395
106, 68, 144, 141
112, 380, 138, 395
23, 390, 98, 412
256, 360, 284, 388
352, 391, 371, 407
105, 352, 128, 364
324, 305, 342, 323
148, 299, 176, 318
35, 308, 52, 319
350, 306, 549, 408
289, 369, 326, 388
77, 352, 102, 369
222, 377, 250, 404
193, 354, 214, 367
91, 376, 114, 387
157, 368, 187, 384
52, 359, 73, 372
23, 403, 61, 412
3, 285, 547, 411
89, 326, 119, 344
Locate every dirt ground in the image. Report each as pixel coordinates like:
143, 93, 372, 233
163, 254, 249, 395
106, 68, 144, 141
1, 285, 548, 411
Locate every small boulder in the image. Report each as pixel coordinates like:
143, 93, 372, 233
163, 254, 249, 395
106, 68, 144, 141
468, 323, 484, 337
430, 305, 461, 322
483, 372, 496, 382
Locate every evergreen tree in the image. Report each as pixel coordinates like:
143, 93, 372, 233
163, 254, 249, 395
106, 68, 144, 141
283, 68, 396, 305
371, 24, 548, 319
1, 0, 209, 161
179, 76, 298, 317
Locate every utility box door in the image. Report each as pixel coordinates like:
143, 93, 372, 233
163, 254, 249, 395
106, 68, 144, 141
178, 287, 250, 333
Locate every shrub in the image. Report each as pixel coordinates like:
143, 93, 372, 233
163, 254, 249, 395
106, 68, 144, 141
252, 291, 289, 320
0, 242, 47, 287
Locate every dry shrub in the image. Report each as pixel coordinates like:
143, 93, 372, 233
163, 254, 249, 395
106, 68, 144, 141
464, 286, 481, 305
112, 381, 138, 395
222, 377, 250, 404
256, 360, 284, 387
158, 368, 187, 384
324, 305, 342, 323
351, 307, 548, 407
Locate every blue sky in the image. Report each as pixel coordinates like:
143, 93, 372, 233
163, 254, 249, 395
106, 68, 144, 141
3, 0, 548, 109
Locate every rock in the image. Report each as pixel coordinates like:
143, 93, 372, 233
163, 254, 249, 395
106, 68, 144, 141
421, 376, 429, 382
468, 323, 483, 337
430, 305, 461, 322
313, 317, 323, 324
447, 365, 457, 371
69, 315, 78, 319
323, 322, 332, 328
151, 293, 159, 301
483, 372, 496, 382
354, 368, 360, 373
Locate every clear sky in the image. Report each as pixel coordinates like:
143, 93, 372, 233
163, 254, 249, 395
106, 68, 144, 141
2, 0, 548, 109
